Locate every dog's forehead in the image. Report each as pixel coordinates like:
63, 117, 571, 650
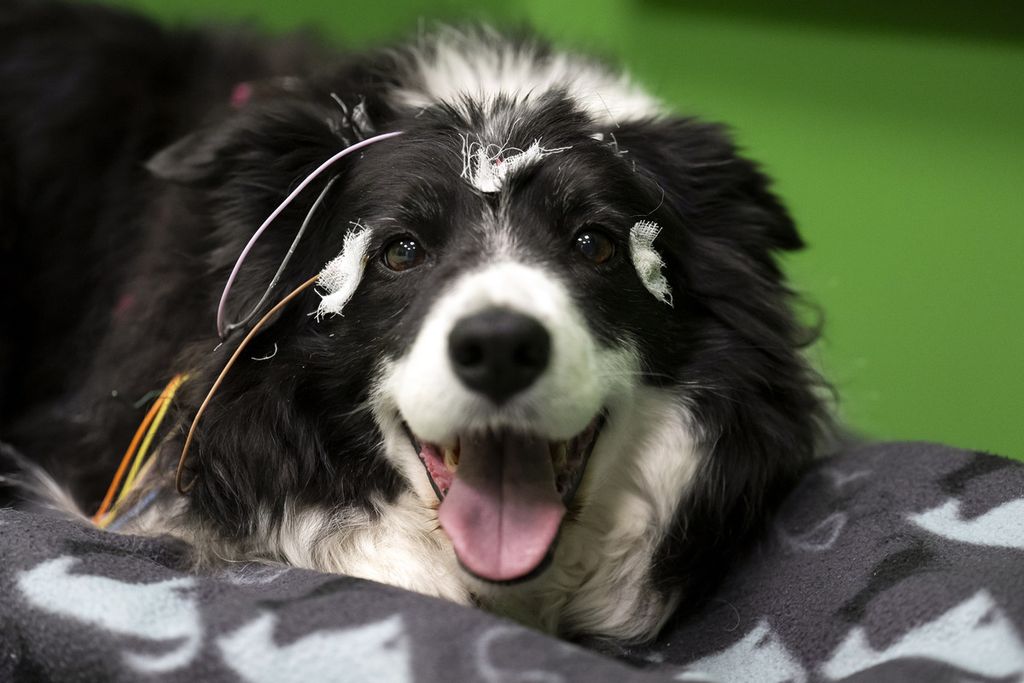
363, 121, 625, 220
367, 95, 587, 190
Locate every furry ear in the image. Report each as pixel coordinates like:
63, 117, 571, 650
616, 119, 827, 609
146, 123, 242, 185
146, 91, 380, 187
607, 117, 803, 253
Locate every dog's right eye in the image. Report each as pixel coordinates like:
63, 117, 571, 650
574, 228, 616, 265
383, 237, 426, 272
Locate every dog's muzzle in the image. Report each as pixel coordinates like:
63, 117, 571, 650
392, 265, 615, 585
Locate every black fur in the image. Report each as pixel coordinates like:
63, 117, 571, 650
1, 1, 827, 638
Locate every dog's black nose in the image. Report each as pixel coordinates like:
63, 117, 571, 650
448, 308, 551, 404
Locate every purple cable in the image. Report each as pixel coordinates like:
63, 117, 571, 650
216, 130, 403, 338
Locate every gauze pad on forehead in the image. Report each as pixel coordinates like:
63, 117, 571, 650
460, 136, 570, 193
629, 220, 673, 307
315, 226, 374, 319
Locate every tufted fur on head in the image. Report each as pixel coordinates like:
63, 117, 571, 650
1, 2, 829, 644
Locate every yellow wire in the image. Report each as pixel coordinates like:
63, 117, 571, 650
97, 508, 118, 529
94, 373, 188, 529
92, 382, 169, 525
118, 373, 187, 502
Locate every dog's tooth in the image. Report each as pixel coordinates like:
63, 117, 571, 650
443, 446, 459, 471
552, 443, 567, 469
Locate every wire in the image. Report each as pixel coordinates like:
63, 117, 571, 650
92, 373, 186, 524
119, 373, 186, 499
177, 273, 320, 494
222, 175, 340, 336
216, 131, 402, 338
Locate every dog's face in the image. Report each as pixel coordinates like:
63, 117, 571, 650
362, 106, 674, 582
148, 36, 821, 635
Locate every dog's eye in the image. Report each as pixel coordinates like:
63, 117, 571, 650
383, 237, 426, 271
574, 229, 615, 265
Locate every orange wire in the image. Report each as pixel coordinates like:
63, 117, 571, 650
118, 373, 188, 503
96, 274, 317, 519
91, 374, 183, 524
176, 274, 319, 494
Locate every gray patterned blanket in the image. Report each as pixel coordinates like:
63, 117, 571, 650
1, 441, 1022, 682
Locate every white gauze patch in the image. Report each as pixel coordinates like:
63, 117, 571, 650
315, 225, 373, 319
460, 136, 570, 193
629, 220, 673, 306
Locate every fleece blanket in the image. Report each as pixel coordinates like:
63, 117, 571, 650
1, 441, 1022, 683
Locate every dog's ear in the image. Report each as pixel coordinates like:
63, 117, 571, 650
146, 108, 335, 188
606, 117, 803, 254
146, 90, 382, 187
146, 123, 242, 185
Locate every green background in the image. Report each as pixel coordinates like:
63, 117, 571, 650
104, 0, 1024, 459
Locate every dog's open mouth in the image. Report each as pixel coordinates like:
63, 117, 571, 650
407, 414, 605, 584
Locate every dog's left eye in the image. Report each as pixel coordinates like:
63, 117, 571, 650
383, 237, 426, 271
574, 228, 616, 265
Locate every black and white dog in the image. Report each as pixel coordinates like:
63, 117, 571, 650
0, 2, 827, 642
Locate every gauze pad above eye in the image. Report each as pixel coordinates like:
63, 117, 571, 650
315, 226, 374, 319
629, 220, 673, 307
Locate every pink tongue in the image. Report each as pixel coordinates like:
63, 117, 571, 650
438, 432, 565, 582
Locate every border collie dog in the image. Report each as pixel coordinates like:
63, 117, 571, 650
1, 2, 826, 642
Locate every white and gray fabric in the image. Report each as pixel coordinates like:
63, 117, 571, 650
1, 442, 1022, 682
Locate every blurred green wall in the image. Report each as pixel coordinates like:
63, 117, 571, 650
104, 0, 1024, 459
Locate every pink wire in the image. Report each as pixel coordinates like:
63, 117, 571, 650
216, 130, 404, 338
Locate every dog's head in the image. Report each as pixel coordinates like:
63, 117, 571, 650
149, 30, 823, 602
